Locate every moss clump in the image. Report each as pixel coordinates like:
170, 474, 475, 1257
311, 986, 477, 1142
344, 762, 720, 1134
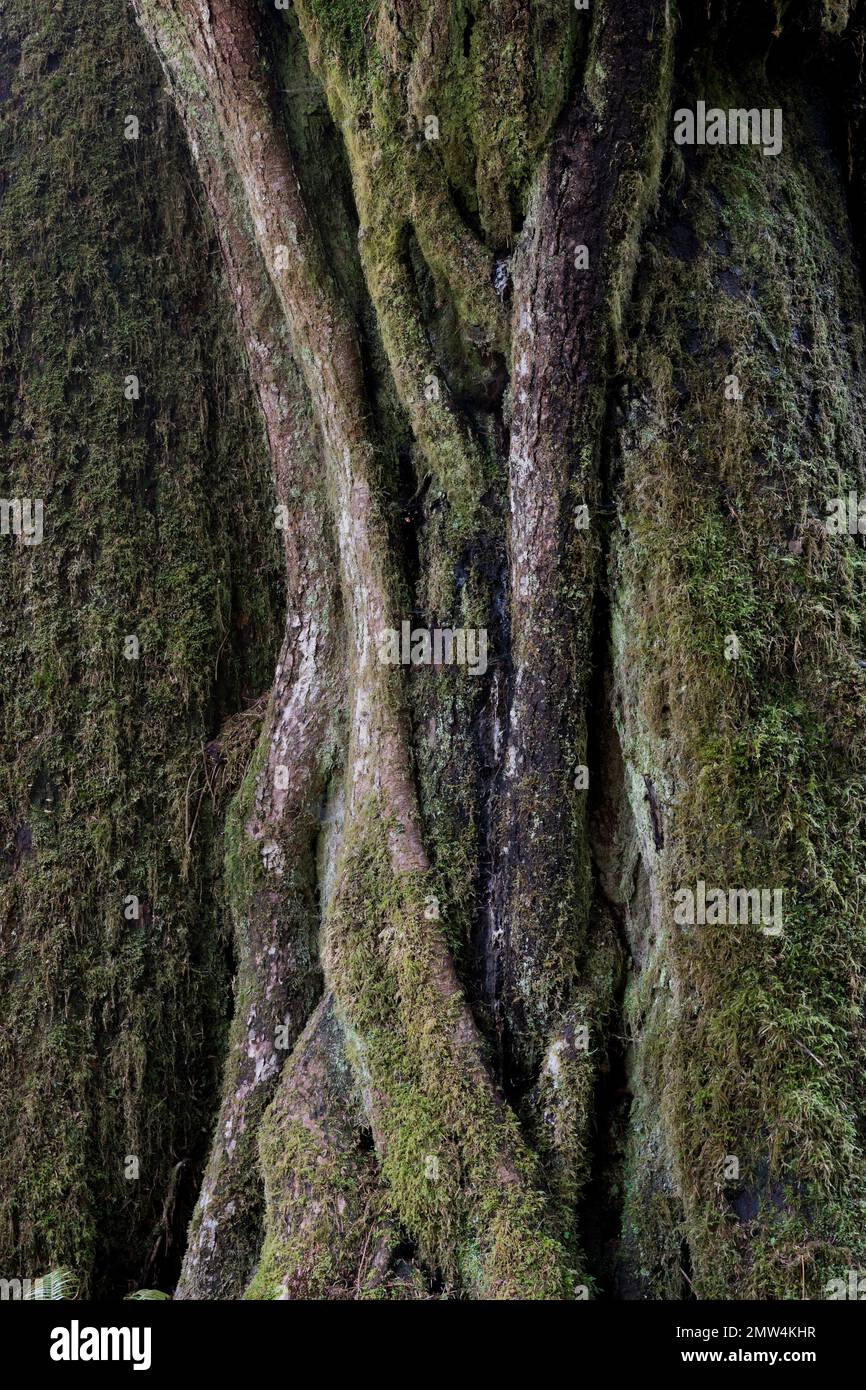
321, 801, 575, 1298
245, 997, 388, 1300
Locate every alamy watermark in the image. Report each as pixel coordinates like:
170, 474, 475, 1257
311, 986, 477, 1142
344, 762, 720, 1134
50, 1321, 151, 1371
1, 1270, 78, 1300
826, 1270, 866, 1299
377, 621, 488, 677
0, 497, 43, 546
674, 102, 783, 158
825, 493, 866, 534
673, 881, 784, 937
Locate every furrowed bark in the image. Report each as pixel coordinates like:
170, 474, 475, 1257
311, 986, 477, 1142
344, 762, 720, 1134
487, 0, 673, 1237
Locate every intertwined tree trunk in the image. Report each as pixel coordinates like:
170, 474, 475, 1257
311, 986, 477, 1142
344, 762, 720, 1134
4, 0, 866, 1300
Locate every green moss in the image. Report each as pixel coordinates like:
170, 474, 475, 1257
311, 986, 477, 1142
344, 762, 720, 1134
528, 919, 624, 1254
245, 997, 387, 1301
305, 0, 375, 75
0, 0, 283, 1293
282, 0, 580, 538
610, 68, 866, 1296
322, 801, 575, 1297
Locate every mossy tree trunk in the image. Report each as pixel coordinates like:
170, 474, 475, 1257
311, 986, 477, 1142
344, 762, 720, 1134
4, 0, 866, 1299
0, 0, 285, 1295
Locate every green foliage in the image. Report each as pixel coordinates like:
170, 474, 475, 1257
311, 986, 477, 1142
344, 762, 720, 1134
22, 1267, 79, 1300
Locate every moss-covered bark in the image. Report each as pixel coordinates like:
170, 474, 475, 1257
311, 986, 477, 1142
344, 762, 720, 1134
5, 0, 866, 1301
0, 0, 284, 1295
607, 48, 866, 1299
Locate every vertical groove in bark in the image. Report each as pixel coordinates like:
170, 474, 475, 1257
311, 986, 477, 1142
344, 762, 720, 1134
119, 42, 342, 1298
485, 0, 674, 1255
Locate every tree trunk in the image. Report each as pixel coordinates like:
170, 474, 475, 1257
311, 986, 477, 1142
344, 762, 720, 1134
4, 0, 866, 1300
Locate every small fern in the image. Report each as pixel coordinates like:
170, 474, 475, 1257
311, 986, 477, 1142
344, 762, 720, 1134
23, 1268, 79, 1300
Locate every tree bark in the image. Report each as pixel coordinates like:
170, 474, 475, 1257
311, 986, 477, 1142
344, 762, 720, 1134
4, 0, 866, 1300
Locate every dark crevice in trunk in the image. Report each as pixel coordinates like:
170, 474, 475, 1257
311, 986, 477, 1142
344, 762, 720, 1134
396, 443, 423, 596
467, 519, 512, 1079
579, 368, 641, 1296
579, 926, 631, 1297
